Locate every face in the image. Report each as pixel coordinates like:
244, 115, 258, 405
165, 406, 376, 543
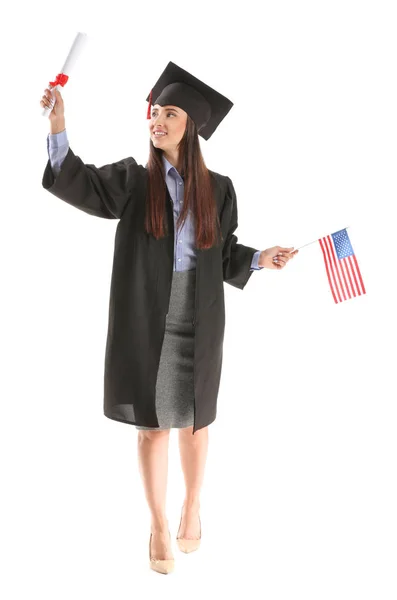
149, 104, 188, 150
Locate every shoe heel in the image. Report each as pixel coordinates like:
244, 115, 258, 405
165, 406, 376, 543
176, 513, 201, 554
149, 531, 175, 574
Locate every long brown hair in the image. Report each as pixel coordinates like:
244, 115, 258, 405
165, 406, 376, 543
144, 115, 222, 250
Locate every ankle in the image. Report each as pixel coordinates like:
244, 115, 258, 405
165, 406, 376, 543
151, 517, 169, 533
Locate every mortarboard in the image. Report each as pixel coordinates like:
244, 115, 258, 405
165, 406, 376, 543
146, 61, 233, 140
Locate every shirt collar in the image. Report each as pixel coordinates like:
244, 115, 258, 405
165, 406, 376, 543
162, 153, 181, 178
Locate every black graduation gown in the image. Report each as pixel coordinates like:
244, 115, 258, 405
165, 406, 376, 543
42, 147, 260, 434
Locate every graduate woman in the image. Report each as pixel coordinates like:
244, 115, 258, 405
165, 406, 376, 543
40, 61, 298, 575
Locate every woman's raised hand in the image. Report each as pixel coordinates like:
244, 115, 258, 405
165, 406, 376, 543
40, 87, 65, 122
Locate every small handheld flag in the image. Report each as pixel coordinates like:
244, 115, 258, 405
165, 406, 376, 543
318, 228, 366, 304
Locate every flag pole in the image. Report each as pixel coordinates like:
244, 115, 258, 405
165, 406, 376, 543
294, 226, 350, 251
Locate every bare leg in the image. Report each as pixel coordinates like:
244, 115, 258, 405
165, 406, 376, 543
177, 425, 209, 538
137, 429, 173, 560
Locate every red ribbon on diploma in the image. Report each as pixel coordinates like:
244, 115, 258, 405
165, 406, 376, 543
49, 72, 69, 88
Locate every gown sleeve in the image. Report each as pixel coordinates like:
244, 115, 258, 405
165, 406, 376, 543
222, 176, 261, 290
42, 145, 141, 220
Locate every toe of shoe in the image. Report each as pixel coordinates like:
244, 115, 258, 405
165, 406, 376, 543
150, 558, 175, 574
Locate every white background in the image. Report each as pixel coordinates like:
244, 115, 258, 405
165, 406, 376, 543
1, 1, 396, 598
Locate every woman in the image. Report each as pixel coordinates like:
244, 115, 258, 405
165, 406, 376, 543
40, 61, 298, 575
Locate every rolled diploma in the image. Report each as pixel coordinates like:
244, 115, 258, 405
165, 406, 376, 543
42, 32, 88, 118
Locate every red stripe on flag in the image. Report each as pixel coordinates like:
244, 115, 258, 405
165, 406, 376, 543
351, 253, 366, 295
319, 238, 338, 303
347, 255, 362, 296
327, 235, 347, 301
339, 256, 352, 299
323, 236, 342, 302
342, 257, 356, 297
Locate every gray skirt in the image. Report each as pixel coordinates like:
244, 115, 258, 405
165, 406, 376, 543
135, 269, 196, 430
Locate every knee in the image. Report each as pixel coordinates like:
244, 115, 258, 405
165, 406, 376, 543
138, 429, 170, 442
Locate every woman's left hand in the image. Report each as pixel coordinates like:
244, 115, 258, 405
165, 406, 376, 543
258, 246, 299, 269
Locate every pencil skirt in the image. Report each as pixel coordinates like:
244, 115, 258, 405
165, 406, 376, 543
135, 269, 196, 431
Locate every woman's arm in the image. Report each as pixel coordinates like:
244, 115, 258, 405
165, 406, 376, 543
42, 143, 141, 220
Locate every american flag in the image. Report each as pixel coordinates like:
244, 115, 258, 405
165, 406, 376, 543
318, 228, 366, 304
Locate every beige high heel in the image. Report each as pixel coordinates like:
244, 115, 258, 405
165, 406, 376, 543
176, 509, 201, 553
149, 530, 175, 574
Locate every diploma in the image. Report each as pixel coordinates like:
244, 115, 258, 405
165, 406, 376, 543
41, 31, 88, 118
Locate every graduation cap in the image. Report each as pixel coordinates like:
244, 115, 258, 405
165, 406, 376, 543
146, 61, 233, 140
